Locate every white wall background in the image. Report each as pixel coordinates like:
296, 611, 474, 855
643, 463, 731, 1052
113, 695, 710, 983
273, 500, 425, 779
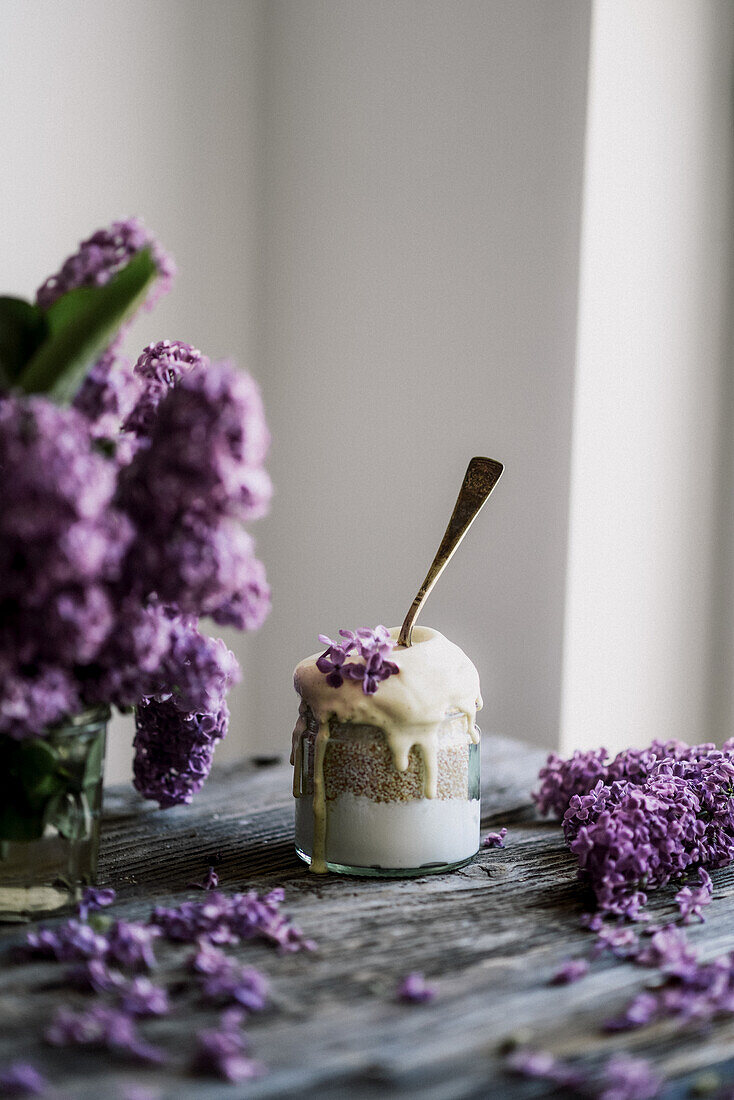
560, 0, 734, 752
1, 1, 732, 783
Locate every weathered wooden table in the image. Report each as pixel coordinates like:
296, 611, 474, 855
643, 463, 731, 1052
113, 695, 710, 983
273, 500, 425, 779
2, 735, 734, 1098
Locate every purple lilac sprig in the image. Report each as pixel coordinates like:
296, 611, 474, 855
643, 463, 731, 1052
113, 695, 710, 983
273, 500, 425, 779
535, 739, 734, 921
316, 626, 399, 696
36, 217, 175, 312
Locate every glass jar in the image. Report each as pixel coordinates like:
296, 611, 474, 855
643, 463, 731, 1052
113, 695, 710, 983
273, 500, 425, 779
294, 710, 481, 876
0, 707, 109, 921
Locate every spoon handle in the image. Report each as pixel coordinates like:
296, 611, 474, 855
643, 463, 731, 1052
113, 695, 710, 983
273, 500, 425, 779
397, 456, 504, 648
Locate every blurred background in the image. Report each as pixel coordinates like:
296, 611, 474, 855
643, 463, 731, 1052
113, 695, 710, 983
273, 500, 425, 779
1, 0, 732, 783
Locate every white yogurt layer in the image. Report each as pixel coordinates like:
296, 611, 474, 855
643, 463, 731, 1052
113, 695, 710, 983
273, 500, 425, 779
296, 793, 480, 870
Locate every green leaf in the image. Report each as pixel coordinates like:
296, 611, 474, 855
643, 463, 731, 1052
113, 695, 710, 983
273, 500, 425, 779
17, 248, 158, 402
0, 297, 48, 388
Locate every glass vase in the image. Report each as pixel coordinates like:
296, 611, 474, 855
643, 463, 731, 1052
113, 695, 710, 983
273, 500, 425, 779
0, 707, 109, 921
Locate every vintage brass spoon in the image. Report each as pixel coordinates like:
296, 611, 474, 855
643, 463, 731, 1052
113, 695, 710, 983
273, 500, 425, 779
397, 456, 504, 648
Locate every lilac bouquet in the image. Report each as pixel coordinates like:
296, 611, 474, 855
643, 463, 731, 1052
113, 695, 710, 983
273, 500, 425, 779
0, 219, 271, 824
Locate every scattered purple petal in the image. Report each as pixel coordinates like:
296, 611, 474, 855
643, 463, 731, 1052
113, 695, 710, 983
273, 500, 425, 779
188, 867, 219, 891
0, 1062, 48, 1097
396, 972, 436, 1005
550, 958, 589, 985
77, 886, 116, 920
482, 828, 507, 849
598, 1053, 663, 1100
45, 1006, 165, 1065
151, 888, 316, 954
193, 1012, 265, 1083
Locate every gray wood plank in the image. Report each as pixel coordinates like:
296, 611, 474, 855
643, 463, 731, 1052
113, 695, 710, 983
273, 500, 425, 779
1, 735, 733, 1098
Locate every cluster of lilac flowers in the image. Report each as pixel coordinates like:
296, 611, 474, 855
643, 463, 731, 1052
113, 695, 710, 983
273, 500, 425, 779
535, 739, 734, 920
151, 886, 316, 954
16, 882, 313, 1085
482, 827, 507, 849
316, 626, 400, 696
0, 219, 271, 807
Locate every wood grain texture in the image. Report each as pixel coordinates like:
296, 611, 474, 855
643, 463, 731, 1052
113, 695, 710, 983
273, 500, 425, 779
2, 735, 734, 1098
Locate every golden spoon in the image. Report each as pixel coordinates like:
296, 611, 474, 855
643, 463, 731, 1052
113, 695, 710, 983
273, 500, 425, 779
397, 456, 504, 648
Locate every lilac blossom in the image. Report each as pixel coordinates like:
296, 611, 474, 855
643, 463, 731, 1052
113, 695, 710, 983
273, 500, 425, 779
73, 350, 141, 442
554, 745, 734, 919
199, 961, 269, 1012
505, 1049, 584, 1091
396, 972, 436, 1004
598, 1054, 663, 1100
77, 886, 116, 921
0, 1062, 48, 1097
193, 1012, 265, 1083
133, 698, 230, 808
118, 977, 169, 1017
550, 958, 589, 985
45, 1005, 165, 1065
151, 888, 316, 954
317, 627, 400, 696
482, 828, 507, 849
36, 217, 175, 311
188, 867, 219, 891
675, 868, 713, 924
123, 340, 208, 440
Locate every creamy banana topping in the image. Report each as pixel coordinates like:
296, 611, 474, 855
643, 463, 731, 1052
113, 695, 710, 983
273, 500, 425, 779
291, 626, 482, 873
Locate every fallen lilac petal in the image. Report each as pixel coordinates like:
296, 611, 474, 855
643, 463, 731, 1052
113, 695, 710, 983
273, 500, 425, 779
396, 972, 436, 1004
77, 886, 116, 921
598, 1052, 663, 1100
188, 867, 219, 891
482, 828, 507, 849
550, 958, 589, 985
0, 1062, 48, 1096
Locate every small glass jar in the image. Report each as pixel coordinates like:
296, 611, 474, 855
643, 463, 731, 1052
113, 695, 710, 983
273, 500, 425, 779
294, 710, 481, 876
0, 707, 109, 921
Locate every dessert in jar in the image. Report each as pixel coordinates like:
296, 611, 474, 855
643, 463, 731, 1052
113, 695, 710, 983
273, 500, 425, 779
291, 625, 482, 875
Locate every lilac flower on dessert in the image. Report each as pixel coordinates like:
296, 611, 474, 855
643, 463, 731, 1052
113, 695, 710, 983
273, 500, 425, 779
550, 958, 589, 985
675, 868, 713, 924
482, 827, 507, 849
45, 1005, 165, 1064
0, 1062, 48, 1097
316, 635, 353, 688
343, 653, 400, 696
317, 627, 400, 696
36, 217, 175, 311
396, 972, 436, 1004
598, 1054, 662, 1100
